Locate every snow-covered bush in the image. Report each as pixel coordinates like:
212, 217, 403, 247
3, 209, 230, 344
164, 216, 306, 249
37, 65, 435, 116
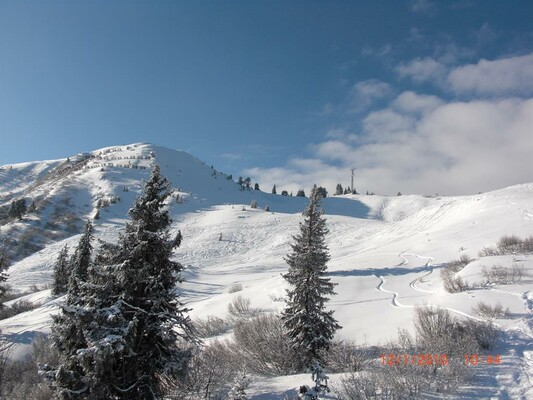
460, 319, 499, 351
441, 255, 470, 293
230, 314, 299, 375
250, 200, 258, 209
228, 295, 259, 319
473, 301, 509, 319
479, 235, 533, 256
228, 282, 243, 293
0, 299, 39, 320
193, 315, 232, 338
323, 340, 373, 372
170, 341, 237, 400
0, 335, 57, 399
481, 263, 526, 285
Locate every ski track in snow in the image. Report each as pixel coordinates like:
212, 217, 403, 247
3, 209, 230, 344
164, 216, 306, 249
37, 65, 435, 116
374, 252, 485, 322
375, 274, 402, 308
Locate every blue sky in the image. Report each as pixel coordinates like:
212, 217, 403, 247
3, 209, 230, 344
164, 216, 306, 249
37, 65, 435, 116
1, 0, 532, 195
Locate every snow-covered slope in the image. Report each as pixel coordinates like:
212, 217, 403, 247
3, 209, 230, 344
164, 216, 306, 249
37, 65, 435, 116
0, 143, 532, 398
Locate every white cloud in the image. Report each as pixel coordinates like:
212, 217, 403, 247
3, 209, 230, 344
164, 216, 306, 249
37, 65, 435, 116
246, 96, 533, 196
396, 57, 448, 84
246, 54, 533, 196
350, 79, 393, 112
361, 44, 392, 57
410, 0, 437, 15
392, 91, 443, 114
448, 53, 533, 96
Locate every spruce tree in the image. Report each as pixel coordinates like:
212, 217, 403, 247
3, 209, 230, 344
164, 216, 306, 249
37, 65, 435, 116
281, 185, 341, 369
51, 245, 70, 295
272, 185, 277, 194
0, 245, 9, 308
335, 184, 343, 196
50, 220, 94, 398
99, 165, 194, 399
8, 198, 26, 220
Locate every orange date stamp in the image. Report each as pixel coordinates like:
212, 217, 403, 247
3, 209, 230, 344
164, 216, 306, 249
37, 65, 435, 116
381, 353, 502, 366
381, 353, 449, 366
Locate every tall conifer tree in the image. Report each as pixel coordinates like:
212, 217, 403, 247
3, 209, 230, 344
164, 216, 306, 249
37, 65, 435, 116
50, 220, 94, 398
281, 185, 341, 368
109, 164, 194, 399
52, 245, 70, 295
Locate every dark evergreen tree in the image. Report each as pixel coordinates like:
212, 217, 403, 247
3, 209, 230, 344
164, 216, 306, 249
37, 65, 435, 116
281, 190, 288, 196
88, 165, 194, 399
28, 200, 37, 213
281, 185, 341, 369
50, 167, 195, 399
8, 198, 26, 220
50, 220, 94, 398
254, 183, 260, 191
315, 187, 327, 199
237, 177, 244, 191
51, 245, 70, 295
335, 184, 343, 196
296, 189, 306, 197
109, 164, 194, 399
0, 245, 10, 308
244, 177, 251, 190
272, 185, 277, 194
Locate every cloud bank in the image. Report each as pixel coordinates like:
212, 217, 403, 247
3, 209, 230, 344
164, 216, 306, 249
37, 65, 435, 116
246, 53, 533, 196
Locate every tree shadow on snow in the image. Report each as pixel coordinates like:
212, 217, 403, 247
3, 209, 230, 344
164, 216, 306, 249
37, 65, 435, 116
327, 264, 434, 278
1, 330, 42, 345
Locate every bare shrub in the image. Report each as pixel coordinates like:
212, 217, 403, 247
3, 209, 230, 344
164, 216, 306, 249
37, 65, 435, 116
0, 335, 56, 399
268, 293, 284, 302
227, 295, 259, 319
478, 246, 498, 257
230, 314, 299, 375
228, 282, 243, 293
497, 235, 522, 254
482, 263, 526, 285
523, 236, 533, 253
459, 253, 472, 265
473, 301, 509, 319
441, 256, 470, 293
338, 372, 380, 400
0, 300, 39, 321
323, 341, 374, 373
193, 315, 232, 338
465, 319, 498, 350
442, 273, 469, 293
170, 341, 237, 400
479, 235, 533, 257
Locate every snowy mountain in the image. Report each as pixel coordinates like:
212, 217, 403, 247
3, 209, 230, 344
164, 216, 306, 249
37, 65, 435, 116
0, 143, 532, 398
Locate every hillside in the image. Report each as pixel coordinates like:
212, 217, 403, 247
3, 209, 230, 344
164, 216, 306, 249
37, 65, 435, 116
0, 143, 532, 398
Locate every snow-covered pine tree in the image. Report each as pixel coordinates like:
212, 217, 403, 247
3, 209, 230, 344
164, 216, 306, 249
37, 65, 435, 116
281, 185, 341, 369
50, 219, 94, 398
335, 183, 343, 196
51, 245, 70, 296
272, 184, 277, 194
0, 245, 9, 307
103, 164, 195, 399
